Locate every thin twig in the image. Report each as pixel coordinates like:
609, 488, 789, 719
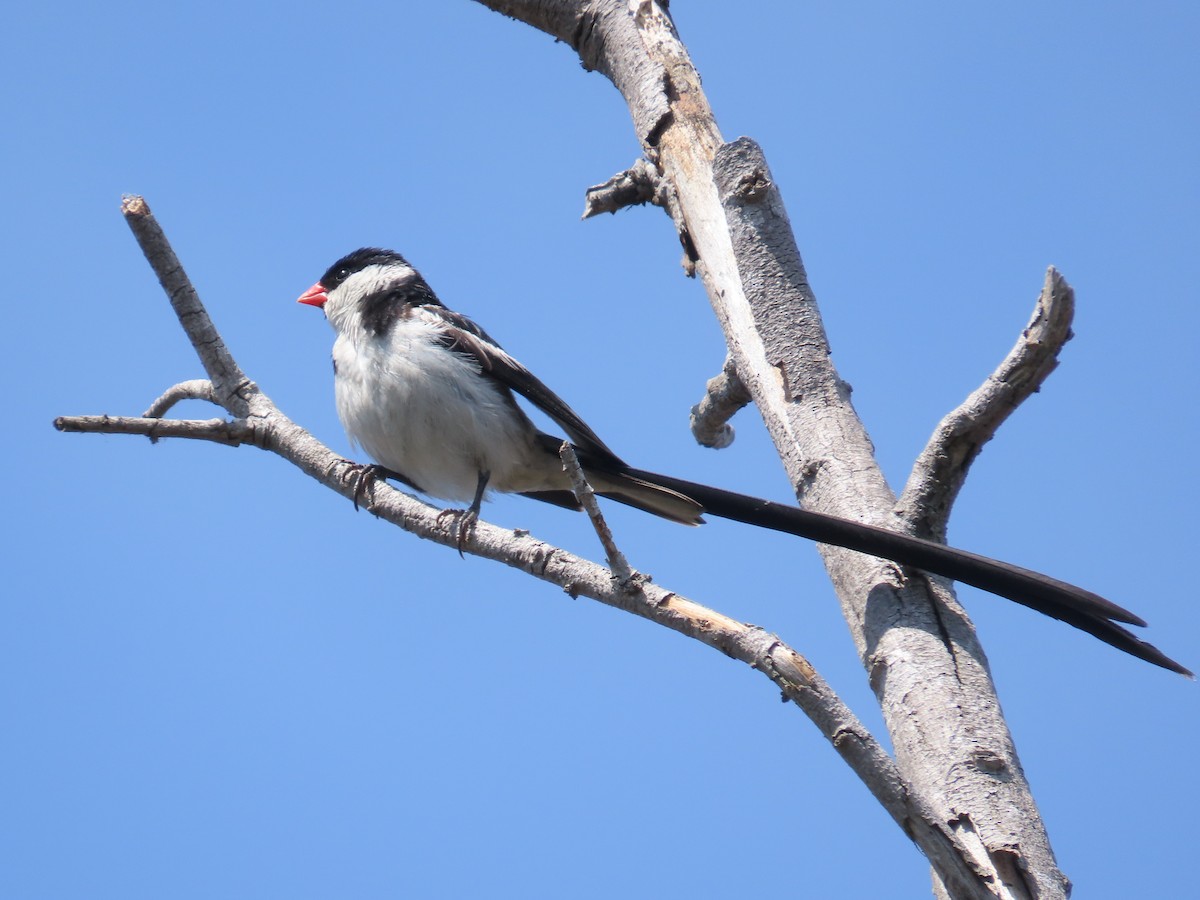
558, 442, 635, 582
54, 414, 264, 446
896, 268, 1075, 540
583, 157, 697, 275
143, 379, 218, 418
121, 196, 251, 416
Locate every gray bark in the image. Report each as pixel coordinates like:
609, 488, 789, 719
473, 2, 1073, 897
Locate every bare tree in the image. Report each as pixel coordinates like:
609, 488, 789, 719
54, 3, 1188, 897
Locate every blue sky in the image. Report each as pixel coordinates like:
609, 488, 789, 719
7, 2, 1199, 897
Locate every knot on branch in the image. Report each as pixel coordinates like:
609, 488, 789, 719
690, 356, 751, 448
582, 158, 661, 218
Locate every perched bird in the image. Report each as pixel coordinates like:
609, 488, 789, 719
298, 247, 1190, 676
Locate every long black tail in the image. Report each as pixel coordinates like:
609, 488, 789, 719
619, 466, 1191, 677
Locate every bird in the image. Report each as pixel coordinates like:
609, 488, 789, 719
298, 247, 1190, 677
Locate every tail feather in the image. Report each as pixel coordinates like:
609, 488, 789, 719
519, 471, 705, 525
619, 466, 1192, 677
585, 469, 706, 526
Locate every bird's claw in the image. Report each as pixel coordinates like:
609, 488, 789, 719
348, 463, 389, 511
438, 507, 479, 557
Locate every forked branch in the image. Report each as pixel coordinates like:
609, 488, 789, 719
897, 269, 1076, 540
52, 196, 992, 898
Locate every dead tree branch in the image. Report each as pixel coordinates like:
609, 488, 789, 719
897, 269, 1076, 540
54, 195, 994, 896
143, 379, 218, 418
474, 2, 1069, 897
582, 158, 660, 217
55, 414, 264, 446
54, 2, 1108, 894
121, 196, 251, 416
559, 442, 636, 583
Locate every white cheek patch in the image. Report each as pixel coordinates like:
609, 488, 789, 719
347, 264, 417, 298
324, 264, 418, 334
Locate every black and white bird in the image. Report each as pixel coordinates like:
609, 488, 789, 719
298, 247, 1190, 676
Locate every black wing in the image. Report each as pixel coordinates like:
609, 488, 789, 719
421, 304, 627, 468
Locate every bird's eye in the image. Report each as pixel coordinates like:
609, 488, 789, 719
337, 268, 350, 280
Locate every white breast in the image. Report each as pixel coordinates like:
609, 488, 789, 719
332, 317, 557, 503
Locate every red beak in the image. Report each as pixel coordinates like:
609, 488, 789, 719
297, 282, 328, 307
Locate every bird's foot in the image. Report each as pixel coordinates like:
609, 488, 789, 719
439, 469, 489, 558
437, 507, 479, 558
347, 463, 391, 512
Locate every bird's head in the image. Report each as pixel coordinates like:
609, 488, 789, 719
297, 248, 436, 336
